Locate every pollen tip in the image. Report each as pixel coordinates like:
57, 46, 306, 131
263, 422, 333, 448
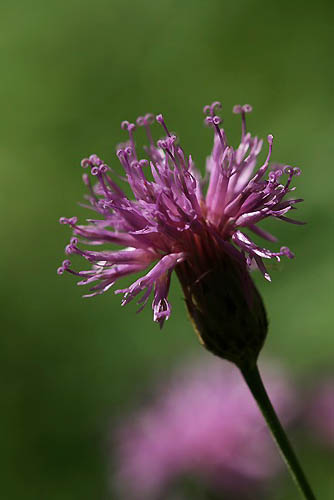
57, 259, 71, 275
281, 247, 294, 259
99, 164, 108, 174
116, 148, 125, 159
242, 104, 253, 113
145, 113, 154, 123
59, 216, 77, 225
89, 154, 102, 166
267, 134, 274, 144
121, 120, 130, 130
81, 158, 91, 168
211, 101, 222, 110
65, 244, 74, 255
233, 104, 242, 114
204, 116, 213, 127
136, 116, 145, 126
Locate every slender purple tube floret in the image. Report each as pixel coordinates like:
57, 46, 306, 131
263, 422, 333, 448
58, 102, 303, 327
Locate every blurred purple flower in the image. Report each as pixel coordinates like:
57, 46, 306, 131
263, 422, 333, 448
306, 378, 334, 447
58, 102, 303, 326
113, 358, 297, 498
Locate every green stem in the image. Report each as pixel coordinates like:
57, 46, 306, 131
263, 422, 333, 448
240, 363, 316, 500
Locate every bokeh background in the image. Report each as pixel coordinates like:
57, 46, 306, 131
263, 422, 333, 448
1, 0, 333, 498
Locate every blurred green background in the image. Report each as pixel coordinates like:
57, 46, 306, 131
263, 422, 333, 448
1, 0, 333, 498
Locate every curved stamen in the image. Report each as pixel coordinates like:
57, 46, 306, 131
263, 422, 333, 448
156, 114, 172, 139
136, 113, 155, 146
233, 104, 253, 139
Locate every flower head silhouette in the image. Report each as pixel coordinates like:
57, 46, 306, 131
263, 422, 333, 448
58, 102, 302, 328
58, 101, 315, 499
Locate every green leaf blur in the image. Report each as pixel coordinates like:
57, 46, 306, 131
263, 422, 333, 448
1, 0, 332, 498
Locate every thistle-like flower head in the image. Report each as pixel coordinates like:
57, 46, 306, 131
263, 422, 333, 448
58, 101, 303, 330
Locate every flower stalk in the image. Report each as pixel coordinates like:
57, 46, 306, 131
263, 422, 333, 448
240, 362, 316, 500
179, 255, 316, 498
58, 99, 314, 497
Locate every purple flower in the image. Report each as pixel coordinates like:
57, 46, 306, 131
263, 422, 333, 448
306, 378, 334, 447
58, 102, 303, 327
113, 357, 297, 498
